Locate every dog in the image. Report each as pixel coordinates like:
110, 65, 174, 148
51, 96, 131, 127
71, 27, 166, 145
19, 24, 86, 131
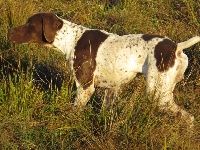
8, 12, 200, 126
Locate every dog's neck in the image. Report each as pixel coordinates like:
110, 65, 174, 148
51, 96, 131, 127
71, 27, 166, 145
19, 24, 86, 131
52, 19, 87, 59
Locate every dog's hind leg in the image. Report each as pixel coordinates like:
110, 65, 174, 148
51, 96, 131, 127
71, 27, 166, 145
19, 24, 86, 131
146, 67, 194, 127
159, 93, 194, 127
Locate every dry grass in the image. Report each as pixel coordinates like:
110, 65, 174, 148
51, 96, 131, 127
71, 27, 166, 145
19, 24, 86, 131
0, 0, 200, 149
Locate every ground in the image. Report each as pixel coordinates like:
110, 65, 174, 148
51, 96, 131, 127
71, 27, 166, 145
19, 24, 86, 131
0, 0, 200, 149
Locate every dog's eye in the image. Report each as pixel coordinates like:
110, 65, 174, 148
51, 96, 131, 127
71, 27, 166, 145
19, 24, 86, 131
26, 23, 36, 31
26, 18, 31, 23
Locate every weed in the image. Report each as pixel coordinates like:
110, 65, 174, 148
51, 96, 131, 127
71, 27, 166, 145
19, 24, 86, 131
0, 0, 199, 149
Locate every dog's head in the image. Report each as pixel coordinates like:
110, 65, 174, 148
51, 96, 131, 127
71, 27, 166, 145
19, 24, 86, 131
8, 13, 63, 44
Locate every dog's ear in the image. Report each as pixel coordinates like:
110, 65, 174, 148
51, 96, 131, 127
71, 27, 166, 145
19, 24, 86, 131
42, 13, 63, 43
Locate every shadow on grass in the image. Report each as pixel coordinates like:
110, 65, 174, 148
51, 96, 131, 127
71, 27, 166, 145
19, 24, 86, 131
0, 49, 65, 92
33, 63, 64, 91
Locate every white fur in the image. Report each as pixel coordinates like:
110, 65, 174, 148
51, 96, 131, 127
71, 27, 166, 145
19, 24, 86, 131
51, 18, 199, 126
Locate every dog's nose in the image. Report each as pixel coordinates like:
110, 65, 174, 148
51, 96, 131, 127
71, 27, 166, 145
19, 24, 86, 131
7, 29, 13, 39
7, 29, 16, 42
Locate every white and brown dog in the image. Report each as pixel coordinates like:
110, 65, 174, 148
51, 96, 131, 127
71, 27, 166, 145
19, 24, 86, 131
8, 13, 200, 125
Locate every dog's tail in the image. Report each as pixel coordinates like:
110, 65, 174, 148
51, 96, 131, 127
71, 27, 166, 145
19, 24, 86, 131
177, 36, 200, 53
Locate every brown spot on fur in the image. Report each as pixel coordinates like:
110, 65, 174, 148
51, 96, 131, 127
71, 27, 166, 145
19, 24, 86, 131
142, 34, 164, 41
8, 13, 63, 44
154, 39, 177, 72
73, 30, 108, 89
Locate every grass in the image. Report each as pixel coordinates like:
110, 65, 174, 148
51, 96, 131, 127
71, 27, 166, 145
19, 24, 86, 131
0, 0, 200, 149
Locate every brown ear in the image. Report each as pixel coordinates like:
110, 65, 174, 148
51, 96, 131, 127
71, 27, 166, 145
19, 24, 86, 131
42, 13, 63, 43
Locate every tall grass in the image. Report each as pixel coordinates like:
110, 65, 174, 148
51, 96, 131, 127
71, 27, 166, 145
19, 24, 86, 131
0, 0, 199, 149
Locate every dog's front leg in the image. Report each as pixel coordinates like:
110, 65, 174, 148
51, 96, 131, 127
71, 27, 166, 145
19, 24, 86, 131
74, 83, 95, 108
102, 88, 118, 110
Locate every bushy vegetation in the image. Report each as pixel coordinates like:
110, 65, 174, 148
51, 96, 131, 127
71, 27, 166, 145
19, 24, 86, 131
0, 0, 200, 149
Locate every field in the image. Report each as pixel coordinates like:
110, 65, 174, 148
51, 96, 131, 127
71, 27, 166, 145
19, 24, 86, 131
0, 0, 200, 149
